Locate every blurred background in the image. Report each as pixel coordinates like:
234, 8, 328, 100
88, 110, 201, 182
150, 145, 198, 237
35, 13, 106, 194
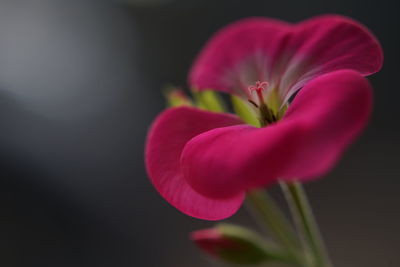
0, 0, 398, 266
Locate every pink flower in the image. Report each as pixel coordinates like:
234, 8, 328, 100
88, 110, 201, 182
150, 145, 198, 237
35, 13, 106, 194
145, 15, 382, 220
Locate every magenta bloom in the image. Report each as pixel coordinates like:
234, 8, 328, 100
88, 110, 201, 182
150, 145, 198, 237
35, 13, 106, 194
145, 15, 383, 220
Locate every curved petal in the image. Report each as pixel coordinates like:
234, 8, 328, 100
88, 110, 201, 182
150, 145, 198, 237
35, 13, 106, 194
189, 15, 382, 105
145, 107, 245, 220
278, 70, 373, 181
182, 70, 372, 198
181, 122, 301, 198
189, 17, 292, 98
279, 14, 383, 103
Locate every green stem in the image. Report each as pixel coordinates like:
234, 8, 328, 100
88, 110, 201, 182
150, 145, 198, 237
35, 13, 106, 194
280, 182, 333, 267
246, 190, 300, 255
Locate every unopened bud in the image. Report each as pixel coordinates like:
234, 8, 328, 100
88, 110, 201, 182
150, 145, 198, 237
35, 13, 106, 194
164, 87, 193, 107
191, 224, 288, 265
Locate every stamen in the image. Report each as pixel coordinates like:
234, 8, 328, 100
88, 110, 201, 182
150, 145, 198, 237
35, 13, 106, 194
248, 99, 259, 108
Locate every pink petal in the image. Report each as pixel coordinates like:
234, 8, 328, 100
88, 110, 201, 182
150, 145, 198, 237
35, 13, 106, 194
182, 70, 372, 198
145, 107, 245, 220
189, 17, 291, 98
189, 15, 382, 104
278, 69, 373, 181
279, 15, 383, 103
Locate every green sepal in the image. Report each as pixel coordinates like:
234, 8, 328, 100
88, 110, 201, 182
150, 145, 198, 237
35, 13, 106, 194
192, 89, 226, 112
266, 88, 288, 120
230, 95, 260, 127
265, 87, 282, 115
277, 103, 289, 120
216, 223, 294, 265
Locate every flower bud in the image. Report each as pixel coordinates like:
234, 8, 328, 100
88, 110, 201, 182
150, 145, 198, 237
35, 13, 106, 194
164, 87, 193, 107
191, 224, 288, 265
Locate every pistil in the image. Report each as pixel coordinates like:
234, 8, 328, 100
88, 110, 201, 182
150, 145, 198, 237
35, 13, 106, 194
248, 81, 277, 126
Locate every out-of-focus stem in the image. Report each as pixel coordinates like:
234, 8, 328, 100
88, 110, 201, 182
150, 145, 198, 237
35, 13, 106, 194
281, 182, 333, 267
246, 190, 302, 260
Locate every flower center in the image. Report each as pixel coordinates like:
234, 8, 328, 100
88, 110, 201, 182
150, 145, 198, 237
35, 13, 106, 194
248, 81, 277, 126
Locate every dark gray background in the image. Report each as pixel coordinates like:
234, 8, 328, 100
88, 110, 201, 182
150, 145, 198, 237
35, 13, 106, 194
0, 0, 398, 266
